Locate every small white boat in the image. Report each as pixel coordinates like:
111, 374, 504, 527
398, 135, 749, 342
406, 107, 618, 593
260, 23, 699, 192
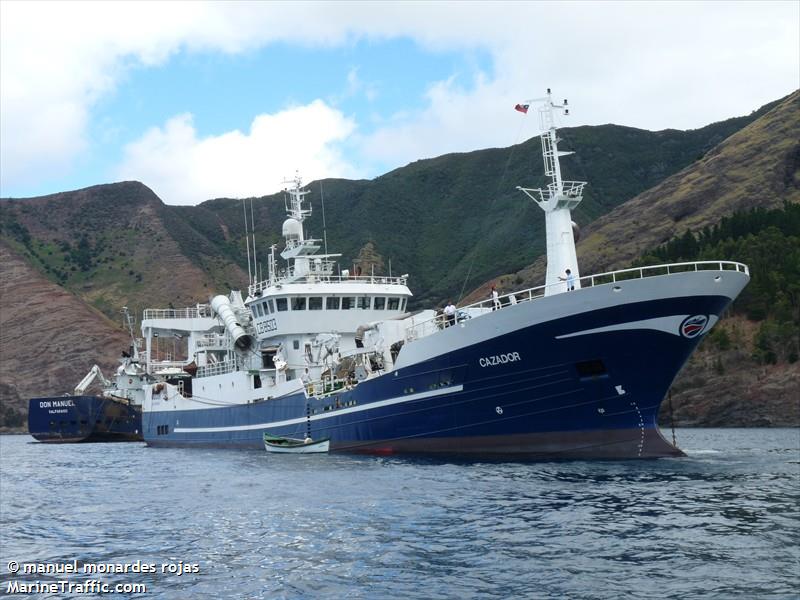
263, 433, 330, 454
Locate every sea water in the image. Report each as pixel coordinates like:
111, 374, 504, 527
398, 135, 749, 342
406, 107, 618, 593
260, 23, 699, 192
0, 429, 797, 599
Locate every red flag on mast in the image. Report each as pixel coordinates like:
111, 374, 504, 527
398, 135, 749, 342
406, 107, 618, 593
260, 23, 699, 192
514, 103, 529, 114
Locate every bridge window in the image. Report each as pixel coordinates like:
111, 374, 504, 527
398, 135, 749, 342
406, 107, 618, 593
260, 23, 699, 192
309, 297, 323, 310
374, 297, 386, 310
275, 298, 288, 312
267, 299, 275, 313
292, 297, 306, 311
262, 301, 270, 315
253, 303, 263, 317
327, 297, 340, 310
342, 297, 355, 310
388, 297, 400, 310
401, 298, 407, 312
357, 296, 371, 310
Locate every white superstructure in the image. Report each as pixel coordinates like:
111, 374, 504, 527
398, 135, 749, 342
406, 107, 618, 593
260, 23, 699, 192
139, 175, 414, 416
245, 175, 412, 382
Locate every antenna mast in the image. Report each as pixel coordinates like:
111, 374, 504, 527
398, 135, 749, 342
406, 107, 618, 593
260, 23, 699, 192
517, 89, 586, 296
242, 199, 252, 285
122, 307, 139, 360
250, 198, 257, 287
320, 180, 329, 256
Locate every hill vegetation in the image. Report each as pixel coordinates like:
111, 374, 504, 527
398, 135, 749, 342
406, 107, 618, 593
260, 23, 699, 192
640, 203, 800, 427
498, 91, 799, 298
642, 202, 800, 364
192, 98, 780, 308
0, 91, 796, 429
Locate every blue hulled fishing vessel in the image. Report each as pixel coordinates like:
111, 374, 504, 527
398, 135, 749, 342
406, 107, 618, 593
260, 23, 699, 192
139, 92, 749, 458
28, 310, 147, 443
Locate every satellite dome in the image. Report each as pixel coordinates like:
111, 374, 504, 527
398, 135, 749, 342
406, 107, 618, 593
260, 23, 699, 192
282, 218, 302, 240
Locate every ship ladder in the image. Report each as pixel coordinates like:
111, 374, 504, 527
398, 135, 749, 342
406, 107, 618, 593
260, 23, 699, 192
668, 389, 678, 448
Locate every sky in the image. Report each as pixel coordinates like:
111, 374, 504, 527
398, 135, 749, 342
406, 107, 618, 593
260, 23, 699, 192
1, 1, 798, 206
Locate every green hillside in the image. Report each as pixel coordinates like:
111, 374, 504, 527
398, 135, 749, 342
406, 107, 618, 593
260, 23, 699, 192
638, 203, 800, 427
0, 182, 250, 318
176, 98, 780, 308
0, 92, 796, 429
640, 203, 800, 364
0, 94, 786, 318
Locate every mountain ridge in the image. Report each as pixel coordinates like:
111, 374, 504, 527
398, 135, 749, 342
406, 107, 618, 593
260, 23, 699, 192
0, 91, 796, 428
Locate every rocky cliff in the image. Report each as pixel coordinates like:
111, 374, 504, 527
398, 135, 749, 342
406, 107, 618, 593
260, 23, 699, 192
0, 241, 131, 429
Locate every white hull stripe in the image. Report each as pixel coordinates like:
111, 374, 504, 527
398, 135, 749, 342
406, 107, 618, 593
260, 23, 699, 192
173, 384, 464, 433
556, 315, 690, 339
555, 314, 720, 340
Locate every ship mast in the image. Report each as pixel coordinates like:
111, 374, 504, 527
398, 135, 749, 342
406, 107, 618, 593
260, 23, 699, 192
278, 173, 340, 283
279, 173, 315, 280
517, 89, 586, 295
122, 306, 140, 361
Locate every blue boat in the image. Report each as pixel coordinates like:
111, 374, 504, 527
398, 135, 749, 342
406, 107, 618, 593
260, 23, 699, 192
28, 310, 149, 443
28, 395, 142, 443
139, 91, 749, 458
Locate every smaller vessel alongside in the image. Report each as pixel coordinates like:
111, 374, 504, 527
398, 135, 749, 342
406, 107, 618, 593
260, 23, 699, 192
28, 309, 148, 443
263, 433, 331, 454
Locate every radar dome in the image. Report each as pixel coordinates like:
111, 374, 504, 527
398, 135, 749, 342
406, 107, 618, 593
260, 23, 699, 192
282, 218, 302, 240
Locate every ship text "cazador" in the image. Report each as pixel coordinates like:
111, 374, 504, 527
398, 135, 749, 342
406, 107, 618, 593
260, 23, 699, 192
479, 352, 521, 367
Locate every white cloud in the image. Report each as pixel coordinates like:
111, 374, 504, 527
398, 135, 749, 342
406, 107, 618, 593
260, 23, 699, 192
0, 1, 309, 193
117, 100, 358, 205
355, 1, 800, 170
1, 1, 797, 200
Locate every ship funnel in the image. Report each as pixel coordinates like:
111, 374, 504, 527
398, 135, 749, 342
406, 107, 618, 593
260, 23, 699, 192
210, 295, 254, 352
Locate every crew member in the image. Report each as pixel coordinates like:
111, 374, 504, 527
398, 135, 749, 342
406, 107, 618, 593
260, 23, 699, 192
444, 301, 456, 327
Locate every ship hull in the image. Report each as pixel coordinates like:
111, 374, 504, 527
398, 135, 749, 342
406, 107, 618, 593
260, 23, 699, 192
143, 270, 748, 458
28, 395, 143, 443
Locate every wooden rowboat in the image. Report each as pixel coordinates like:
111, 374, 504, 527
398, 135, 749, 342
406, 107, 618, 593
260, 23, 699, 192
263, 433, 330, 454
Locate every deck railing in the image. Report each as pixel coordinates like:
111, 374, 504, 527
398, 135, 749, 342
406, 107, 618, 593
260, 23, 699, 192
406, 260, 749, 341
196, 360, 238, 379
249, 273, 409, 296
148, 359, 187, 373
142, 305, 212, 320
195, 334, 229, 349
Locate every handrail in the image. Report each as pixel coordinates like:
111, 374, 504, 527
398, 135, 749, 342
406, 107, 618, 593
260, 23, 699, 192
196, 360, 238, 379
406, 260, 749, 341
195, 334, 228, 349
149, 359, 188, 373
143, 305, 213, 320
249, 274, 409, 295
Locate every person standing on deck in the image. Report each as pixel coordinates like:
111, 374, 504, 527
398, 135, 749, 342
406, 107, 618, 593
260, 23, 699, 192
559, 269, 576, 291
491, 285, 501, 310
444, 301, 456, 327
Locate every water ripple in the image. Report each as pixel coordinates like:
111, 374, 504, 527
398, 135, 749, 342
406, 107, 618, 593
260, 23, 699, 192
1, 429, 798, 599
